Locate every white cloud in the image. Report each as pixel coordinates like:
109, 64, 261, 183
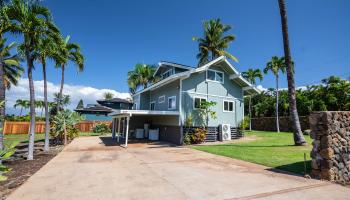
6, 78, 131, 115
256, 85, 267, 92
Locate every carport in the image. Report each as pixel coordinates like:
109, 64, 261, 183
109, 110, 180, 147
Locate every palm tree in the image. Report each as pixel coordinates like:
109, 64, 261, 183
36, 33, 61, 152
127, 64, 157, 92
242, 69, 263, 131
103, 92, 114, 100
14, 99, 29, 116
56, 35, 84, 112
35, 100, 45, 117
0, 38, 23, 151
193, 18, 238, 66
278, 0, 306, 145
264, 56, 286, 133
7, 0, 59, 159
54, 93, 71, 110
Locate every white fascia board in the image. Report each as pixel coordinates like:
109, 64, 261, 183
194, 56, 226, 73
153, 63, 163, 77
109, 109, 180, 117
223, 59, 240, 75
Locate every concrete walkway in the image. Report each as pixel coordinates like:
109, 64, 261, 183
7, 137, 350, 200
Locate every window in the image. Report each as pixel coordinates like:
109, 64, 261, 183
150, 102, 155, 110
223, 100, 234, 112
207, 69, 224, 83
168, 96, 176, 110
194, 97, 206, 109
161, 68, 174, 79
158, 95, 165, 103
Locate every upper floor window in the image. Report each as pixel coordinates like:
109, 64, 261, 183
223, 100, 234, 112
194, 97, 206, 109
162, 68, 174, 79
150, 102, 155, 110
168, 96, 176, 110
207, 69, 224, 83
158, 95, 165, 103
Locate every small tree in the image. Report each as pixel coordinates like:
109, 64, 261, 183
196, 101, 217, 128
76, 99, 84, 109
51, 110, 84, 145
103, 92, 114, 100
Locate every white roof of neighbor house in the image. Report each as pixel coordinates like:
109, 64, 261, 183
109, 109, 180, 117
133, 56, 260, 97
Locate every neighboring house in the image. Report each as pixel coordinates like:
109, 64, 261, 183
75, 98, 133, 121
110, 56, 259, 145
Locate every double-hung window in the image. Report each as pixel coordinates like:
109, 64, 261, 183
207, 69, 224, 83
194, 97, 206, 109
168, 96, 176, 110
223, 100, 234, 112
150, 102, 155, 110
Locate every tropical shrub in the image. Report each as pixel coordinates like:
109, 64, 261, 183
183, 132, 191, 145
0, 142, 18, 181
92, 124, 111, 134
190, 128, 206, 144
5, 115, 45, 122
239, 116, 250, 131
50, 110, 84, 144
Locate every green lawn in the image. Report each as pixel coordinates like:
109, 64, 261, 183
193, 131, 313, 175
4, 133, 46, 146
78, 132, 106, 137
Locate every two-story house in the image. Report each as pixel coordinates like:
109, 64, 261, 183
110, 56, 259, 146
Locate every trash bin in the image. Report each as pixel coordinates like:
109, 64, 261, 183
148, 129, 159, 141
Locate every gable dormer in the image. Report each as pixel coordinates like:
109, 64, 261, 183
154, 61, 193, 80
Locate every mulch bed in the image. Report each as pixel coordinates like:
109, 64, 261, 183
0, 143, 64, 199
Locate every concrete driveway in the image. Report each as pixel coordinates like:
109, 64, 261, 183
7, 136, 350, 200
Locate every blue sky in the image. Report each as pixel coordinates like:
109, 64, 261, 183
7, 0, 350, 92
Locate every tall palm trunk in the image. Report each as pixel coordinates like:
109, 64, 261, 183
43, 62, 50, 152
249, 96, 252, 131
278, 0, 306, 145
57, 65, 65, 112
275, 74, 280, 133
26, 53, 36, 160
0, 61, 5, 154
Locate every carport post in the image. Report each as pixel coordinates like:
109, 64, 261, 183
125, 116, 130, 147
117, 117, 121, 143
112, 118, 116, 139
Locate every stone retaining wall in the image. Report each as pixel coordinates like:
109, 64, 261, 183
251, 116, 309, 132
310, 111, 350, 185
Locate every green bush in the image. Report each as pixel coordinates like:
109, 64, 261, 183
0, 142, 18, 181
183, 132, 191, 145
239, 116, 250, 131
92, 124, 111, 134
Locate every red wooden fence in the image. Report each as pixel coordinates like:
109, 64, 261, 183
3, 121, 112, 134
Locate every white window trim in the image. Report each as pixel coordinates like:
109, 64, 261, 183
168, 96, 176, 110
223, 100, 235, 112
150, 101, 156, 110
206, 69, 224, 84
193, 97, 207, 110
161, 68, 174, 79
158, 95, 165, 103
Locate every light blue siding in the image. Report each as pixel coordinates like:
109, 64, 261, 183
149, 80, 180, 111
181, 64, 244, 127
